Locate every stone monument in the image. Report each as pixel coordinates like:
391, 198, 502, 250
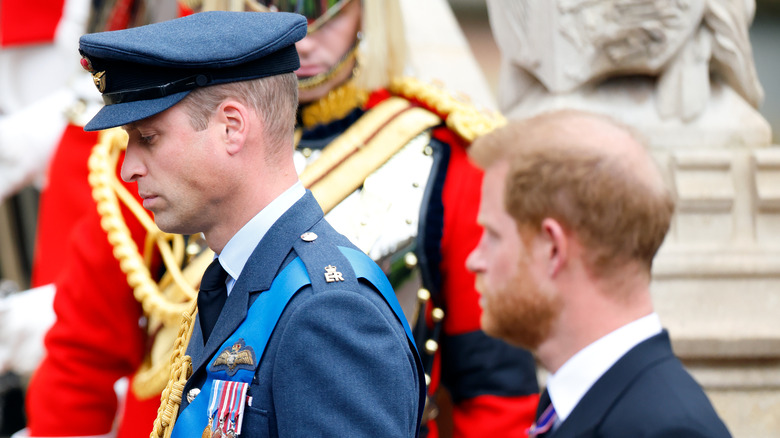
486, 0, 779, 436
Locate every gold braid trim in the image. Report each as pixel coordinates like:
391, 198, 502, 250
387, 76, 507, 143
150, 299, 197, 438
300, 78, 369, 128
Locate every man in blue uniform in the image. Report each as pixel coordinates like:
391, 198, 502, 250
77, 11, 423, 437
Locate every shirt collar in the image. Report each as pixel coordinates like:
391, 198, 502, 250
217, 181, 306, 294
546, 313, 663, 423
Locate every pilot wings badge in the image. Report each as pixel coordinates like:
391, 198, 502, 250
210, 338, 256, 376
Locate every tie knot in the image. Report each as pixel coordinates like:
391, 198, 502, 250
200, 258, 228, 291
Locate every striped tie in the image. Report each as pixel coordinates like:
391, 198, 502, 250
528, 390, 557, 437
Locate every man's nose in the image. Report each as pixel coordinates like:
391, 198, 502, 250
120, 143, 146, 182
294, 35, 315, 57
466, 244, 483, 274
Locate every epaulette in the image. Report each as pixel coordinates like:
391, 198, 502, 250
292, 222, 361, 294
387, 76, 507, 143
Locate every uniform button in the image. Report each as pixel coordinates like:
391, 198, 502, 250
187, 388, 200, 403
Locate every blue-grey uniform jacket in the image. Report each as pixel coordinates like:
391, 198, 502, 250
176, 191, 423, 437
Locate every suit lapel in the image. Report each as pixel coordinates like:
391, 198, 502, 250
189, 191, 325, 373
551, 331, 675, 437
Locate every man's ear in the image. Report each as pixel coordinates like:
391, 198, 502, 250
218, 100, 250, 155
540, 218, 568, 278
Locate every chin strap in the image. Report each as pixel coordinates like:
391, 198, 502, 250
297, 38, 360, 91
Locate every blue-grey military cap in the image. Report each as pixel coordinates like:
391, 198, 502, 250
79, 11, 307, 131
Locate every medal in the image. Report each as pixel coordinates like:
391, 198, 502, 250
202, 418, 213, 438
205, 379, 250, 437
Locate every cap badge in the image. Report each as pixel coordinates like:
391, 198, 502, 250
80, 56, 107, 92
324, 265, 344, 283
91, 71, 107, 93
210, 338, 256, 376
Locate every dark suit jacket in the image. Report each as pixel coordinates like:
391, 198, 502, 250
545, 331, 731, 438
178, 191, 422, 437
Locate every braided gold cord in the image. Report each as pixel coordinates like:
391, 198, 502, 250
149, 300, 197, 438
388, 76, 507, 143
87, 128, 194, 326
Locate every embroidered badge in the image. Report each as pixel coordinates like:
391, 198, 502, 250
210, 338, 256, 377
324, 265, 344, 283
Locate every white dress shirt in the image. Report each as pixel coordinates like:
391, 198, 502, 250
217, 181, 306, 295
546, 313, 663, 425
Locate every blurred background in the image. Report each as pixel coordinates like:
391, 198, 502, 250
0, 0, 778, 435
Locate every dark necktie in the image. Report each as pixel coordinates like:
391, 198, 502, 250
529, 389, 557, 437
197, 258, 228, 343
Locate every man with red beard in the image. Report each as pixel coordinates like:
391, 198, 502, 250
466, 109, 732, 438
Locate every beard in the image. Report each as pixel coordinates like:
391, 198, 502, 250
476, 266, 561, 351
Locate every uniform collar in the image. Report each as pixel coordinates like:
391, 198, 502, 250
218, 181, 306, 294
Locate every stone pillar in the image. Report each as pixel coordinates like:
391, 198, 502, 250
487, 1, 780, 436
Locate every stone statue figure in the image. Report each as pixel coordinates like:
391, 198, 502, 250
487, 0, 768, 146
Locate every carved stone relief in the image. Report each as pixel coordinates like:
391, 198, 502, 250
487, 0, 765, 123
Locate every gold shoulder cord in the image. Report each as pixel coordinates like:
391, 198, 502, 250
87, 128, 206, 438
387, 76, 507, 142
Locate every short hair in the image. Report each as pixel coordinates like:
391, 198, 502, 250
470, 109, 675, 275
179, 72, 299, 153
